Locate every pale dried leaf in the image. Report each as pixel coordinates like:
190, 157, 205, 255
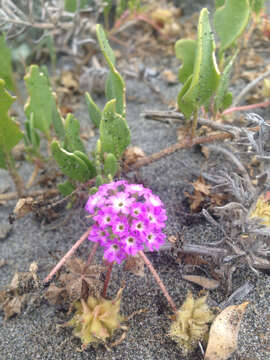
2, 295, 26, 321
123, 146, 146, 166
201, 145, 210, 159
45, 284, 66, 305
124, 255, 145, 277
162, 69, 178, 84
59, 257, 105, 303
60, 70, 78, 90
205, 302, 249, 360
13, 198, 34, 218
182, 275, 220, 290
191, 176, 211, 195
185, 190, 205, 211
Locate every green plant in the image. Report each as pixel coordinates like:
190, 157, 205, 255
0, 25, 130, 197
0, 80, 24, 195
64, 0, 93, 12
0, 35, 15, 92
52, 24, 130, 194
116, 0, 141, 18
175, 0, 265, 129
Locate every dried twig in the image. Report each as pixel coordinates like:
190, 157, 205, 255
206, 144, 255, 195
0, 188, 59, 202
129, 132, 232, 171
44, 227, 92, 284
232, 68, 270, 106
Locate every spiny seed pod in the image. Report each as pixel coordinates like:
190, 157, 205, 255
67, 288, 124, 350
169, 291, 215, 355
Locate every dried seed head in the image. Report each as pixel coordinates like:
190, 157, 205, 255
67, 288, 124, 350
169, 291, 215, 355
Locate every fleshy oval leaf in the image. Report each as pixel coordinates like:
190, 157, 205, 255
58, 180, 76, 196
64, 113, 86, 153
104, 153, 118, 177
24, 65, 60, 135
51, 141, 91, 182
100, 99, 130, 159
0, 80, 23, 168
214, 51, 238, 113
214, 0, 250, 53
0, 35, 15, 91
181, 8, 220, 117
85, 92, 102, 128
175, 39, 196, 84
73, 150, 97, 179
96, 24, 126, 117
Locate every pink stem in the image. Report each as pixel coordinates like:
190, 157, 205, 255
84, 242, 99, 270
44, 227, 92, 284
102, 261, 114, 298
222, 100, 270, 115
138, 251, 177, 314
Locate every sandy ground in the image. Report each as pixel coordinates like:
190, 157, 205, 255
1, 2, 270, 359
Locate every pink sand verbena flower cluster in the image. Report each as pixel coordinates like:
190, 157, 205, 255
85, 180, 167, 264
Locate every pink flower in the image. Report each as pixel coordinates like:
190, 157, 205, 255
85, 193, 105, 214
93, 210, 115, 228
112, 217, 129, 236
85, 180, 167, 263
122, 233, 143, 255
108, 192, 135, 214
130, 203, 146, 218
145, 230, 165, 251
104, 243, 125, 264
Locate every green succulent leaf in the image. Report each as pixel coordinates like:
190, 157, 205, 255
52, 104, 65, 141
180, 8, 220, 119
249, 0, 266, 14
64, 113, 86, 153
24, 65, 61, 135
0, 149, 6, 169
214, 0, 250, 53
96, 174, 104, 187
96, 24, 115, 66
51, 141, 91, 182
215, 0, 225, 7
58, 180, 76, 196
64, 0, 77, 12
89, 186, 98, 195
175, 39, 196, 84
214, 51, 238, 113
0, 35, 15, 92
96, 24, 126, 117
25, 113, 40, 150
85, 92, 102, 127
73, 150, 97, 179
104, 153, 118, 177
0, 80, 23, 168
220, 92, 233, 110
64, 0, 92, 12
105, 70, 125, 117
100, 99, 130, 159
177, 75, 195, 119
